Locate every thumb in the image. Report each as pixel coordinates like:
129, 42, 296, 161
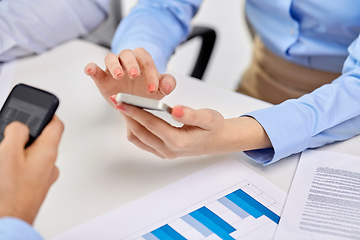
159, 73, 177, 96
171, 106, 223, 130
1, 121, 30, 149
84, 62, 108, 84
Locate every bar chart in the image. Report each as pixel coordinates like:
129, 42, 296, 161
139, 180, 282, 240
53, 158, 286, 240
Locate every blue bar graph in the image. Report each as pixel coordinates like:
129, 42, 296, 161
218, 197, 250, 219
143, 232, 159, 240
232, 189, 280, 224
225, 192, 263, 219
181, 214, 212, 237
151, 224, 186, 240
142, 185, 281, 240
190, 207, 235, 240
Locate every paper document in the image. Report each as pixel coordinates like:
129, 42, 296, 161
53, 157, 287, 240
0, 61, 17, 109
274, 150, 360, 240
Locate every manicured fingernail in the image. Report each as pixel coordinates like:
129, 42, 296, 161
116, 104, 126, 112
165, 83, 171, 93
172, 107, 184, 118
109, 95, 117, 105
148, 83, 156, 92
114, 68, 122, 76
130, 68, 138, 77
85, 67, 93, 75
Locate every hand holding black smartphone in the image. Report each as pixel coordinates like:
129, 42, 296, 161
0, 84, 59, 146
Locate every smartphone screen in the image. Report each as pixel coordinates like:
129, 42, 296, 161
0, 84, 59, 145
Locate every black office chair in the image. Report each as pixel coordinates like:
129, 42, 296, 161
84, 0, 216, 80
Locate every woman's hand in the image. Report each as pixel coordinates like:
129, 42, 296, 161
85, 48, 176, 106
114, 103, 272, 159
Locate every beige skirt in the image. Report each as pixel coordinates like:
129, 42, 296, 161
236, 37, 341, 105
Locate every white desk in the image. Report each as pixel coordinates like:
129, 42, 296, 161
9, 40, 360, 239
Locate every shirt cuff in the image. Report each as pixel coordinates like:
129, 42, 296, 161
242, 100, 310, 165
243, 148, 275, 165
0, 217, 43, 240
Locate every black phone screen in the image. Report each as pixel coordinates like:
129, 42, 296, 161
0, 84, 58, 144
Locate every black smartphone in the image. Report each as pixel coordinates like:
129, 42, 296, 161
0, 84, 59, 146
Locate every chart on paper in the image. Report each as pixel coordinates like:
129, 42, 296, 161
133, 180, 282, 240
53, 158, 286, 240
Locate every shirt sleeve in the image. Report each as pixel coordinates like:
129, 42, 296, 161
244, 34, 360, 165
0, 0, 111, 62
111, 0, 202, 73
0, 217, 43, 240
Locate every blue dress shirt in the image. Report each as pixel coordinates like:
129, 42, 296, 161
0, 0, 110, 61
0, 217, 43, 240
112, 0, 360, 165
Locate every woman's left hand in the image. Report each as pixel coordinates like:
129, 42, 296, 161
114, 103, 272, 159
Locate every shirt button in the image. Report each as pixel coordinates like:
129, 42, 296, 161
290, 28, 295, 35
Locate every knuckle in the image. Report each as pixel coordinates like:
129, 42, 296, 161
129, 125, 142, 137
163, 151, 177, 160
168, 139, 184, 151
52, 166, 59, 182
119, 49, 132, 57
142, 60, 154, 70
143, 119, 156, 131
186, 112, 197, 123
104, 54, 112, 63
207, 112, 218, 125
133, 47, 145, 54
59, 121, 65, 133
126, 131, 137, 142
46, 149, 58, 161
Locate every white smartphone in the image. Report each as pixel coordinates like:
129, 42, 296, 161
115, 93, 172, 114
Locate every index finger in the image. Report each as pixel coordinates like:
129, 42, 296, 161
133, 48, 159, 93
119, 103, 177, 142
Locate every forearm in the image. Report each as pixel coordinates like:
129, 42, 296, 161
0, 0, 110, 61
111, 0, 202, 73
244, 35, 360, 165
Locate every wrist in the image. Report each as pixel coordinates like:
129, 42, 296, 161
218, 116, 272, 153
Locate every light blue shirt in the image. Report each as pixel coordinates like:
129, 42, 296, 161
0, 217, 43, 240
0, 0, 110, 61
112, 0, 360, 165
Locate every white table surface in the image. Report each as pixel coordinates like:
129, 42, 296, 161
9, 39, 360, 239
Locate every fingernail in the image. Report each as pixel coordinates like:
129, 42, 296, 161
165, 83, 171, 93
130, 68, 138, 77
148, 83, 156, 92
172, 107, 184, 118
114, 68, 122, 76
115, 104, 126, 112
86, 67, 92, 75
109, 95, 117, 105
